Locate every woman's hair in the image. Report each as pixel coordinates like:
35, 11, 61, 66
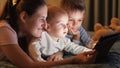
16, 0, 46, 16
1, 0, 46, 32
1, 0, 46, 53
47, 6, 67, 23
17, 0, 46, 53
60, 0, 86, 12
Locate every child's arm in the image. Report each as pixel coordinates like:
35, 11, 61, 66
72, 31, 80, 44
68, 26, 80, 41
64, 38, 92, 55
68, 26, 80, 44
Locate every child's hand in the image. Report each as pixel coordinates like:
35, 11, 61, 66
89, 41, 98, 48
73, 50, 96, 64
68, 27, 80, 40
68, 27, 80, 35
47, 51, 63, 61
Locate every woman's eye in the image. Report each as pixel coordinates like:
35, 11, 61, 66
39, 18, 45, 22
39, 18, 42, 20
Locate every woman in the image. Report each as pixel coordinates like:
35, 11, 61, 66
0, 0, 95, 68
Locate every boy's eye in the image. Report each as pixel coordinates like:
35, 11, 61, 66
66, 23, 68, 25
69, 18, 74, 21
78, 19, 83, 22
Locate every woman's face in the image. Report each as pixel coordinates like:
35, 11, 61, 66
67, 10, 84, 34
24, 5, 47, 38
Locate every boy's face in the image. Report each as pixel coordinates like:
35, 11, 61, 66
67, 10, 84, 34
47, 14, 68, 38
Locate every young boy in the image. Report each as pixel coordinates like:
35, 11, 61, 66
28, 6, 92, 62
61, 0, 96, 48
61, 0, 120, 65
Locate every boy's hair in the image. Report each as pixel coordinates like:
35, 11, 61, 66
46, 6, 67, 23
60, 0, 86, 12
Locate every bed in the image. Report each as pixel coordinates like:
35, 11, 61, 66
0, 31, 120, 68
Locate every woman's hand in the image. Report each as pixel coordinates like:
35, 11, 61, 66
47, 51, 63, 61
73, 50, 96, 64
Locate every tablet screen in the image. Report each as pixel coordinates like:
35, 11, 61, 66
93, 32, 120, 60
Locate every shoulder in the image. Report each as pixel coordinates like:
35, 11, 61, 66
0, 20, 16, 35
0, 20, 18, 45
41, 31, 49, 36
41, 31, 52, 41
29, 32, 48, 48
0, 20, 9, 27
78, 26, 86, 32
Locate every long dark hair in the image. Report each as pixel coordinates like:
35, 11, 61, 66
0, 0, 20, 32
1, 0, 46, 53
18, 0, 46, 53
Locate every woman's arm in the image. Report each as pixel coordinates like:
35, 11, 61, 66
0, 44, 74, 68
0, 21, 95, 68
1, 44, 96, 68
1, 44, 35, 68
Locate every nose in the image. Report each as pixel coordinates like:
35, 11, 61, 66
73, 21, 78, 26
64, 24, 68, 31
63, 24, 67, 29
41, 20, 47, 28
43, 19, 47, 24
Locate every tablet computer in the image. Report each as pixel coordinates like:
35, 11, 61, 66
93, 32, 120, 60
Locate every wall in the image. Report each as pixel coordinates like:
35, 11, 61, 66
45, 0, 61, 7
0, 0, 7, 17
